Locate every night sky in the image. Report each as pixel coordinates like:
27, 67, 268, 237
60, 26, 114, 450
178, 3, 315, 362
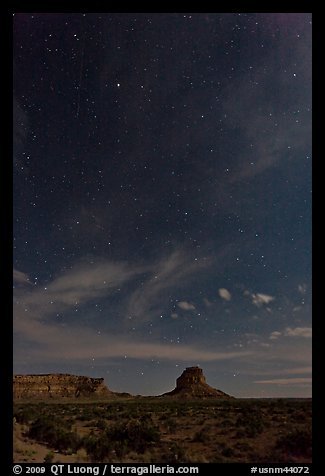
13, 13, 312, 397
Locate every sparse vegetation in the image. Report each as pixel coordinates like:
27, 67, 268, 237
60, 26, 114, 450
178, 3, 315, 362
27, 415, 80, 452
192, 428, 210, 443
275, 426, 312, 459
13, 398, 312, 463
108, 419, 160, 453
236, 408, 264, 437
44, 451, 54, 463
83, 433, 112, 461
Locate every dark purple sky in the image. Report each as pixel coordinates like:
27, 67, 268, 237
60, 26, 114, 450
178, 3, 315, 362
13, 12, 312, 397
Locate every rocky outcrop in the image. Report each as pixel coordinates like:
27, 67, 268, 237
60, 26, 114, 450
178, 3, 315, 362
162, 366, 233, 399
13, 374, 114, 399
13, 368, 232, 400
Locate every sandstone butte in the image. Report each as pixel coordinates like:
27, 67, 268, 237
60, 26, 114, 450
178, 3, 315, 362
13, 374, 118, 399
162, 366, 233, 399
13, 367, 233, 400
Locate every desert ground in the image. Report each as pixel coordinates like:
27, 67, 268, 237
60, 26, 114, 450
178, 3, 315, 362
13, 397, 312, 464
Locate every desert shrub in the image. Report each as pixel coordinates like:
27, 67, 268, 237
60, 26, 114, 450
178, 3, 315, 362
54, 429, 80, 452
83, 420, 97, 427
219, 418, 234, 428
81, 419, 160, 459
44, 451, 54, 463
164, 417, 177, 433
95, 419, 107, 430
275, 427, 312, 458
290, 410, 309, 424
114, 440, 129, 458
234, 441, 252, 452
14, 406, 39, 424
28, 415, 60, 442
107, 419, 160, 454
28, 415, 80, 452
192, 428, 210, 443
83, 434, 112, 461
76, 409, 95, 421
221, 446, 235, 457
158, 413, 168, 421
236, 409, 264, 437
83, 419, 107, 430
163, 442, 187, 463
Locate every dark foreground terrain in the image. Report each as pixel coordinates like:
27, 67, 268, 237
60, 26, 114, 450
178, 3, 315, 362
13, 398, 312, 463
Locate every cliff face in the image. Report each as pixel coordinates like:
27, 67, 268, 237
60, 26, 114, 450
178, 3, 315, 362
13, 368, 232, 400
163, 366, 233, 399
13, 374, 112, 399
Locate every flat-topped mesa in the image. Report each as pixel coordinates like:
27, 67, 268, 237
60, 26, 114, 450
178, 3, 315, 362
176, 366, 206, 388
163, 366, 233, 399
13, 373, 113, 399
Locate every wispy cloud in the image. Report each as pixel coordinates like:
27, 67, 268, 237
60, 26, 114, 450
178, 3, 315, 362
13, 252, 311, 392
238, 335, 312, 374
218, 288, 231, 301
126, 249, 210, 320
270, 331, 282, 340
13, 269, 32, 285
13, 251, 255, 368
13, 260, 145, 324
13, 300, 252, 365
270, 327, 312, 340
252, 293, 275, 307
249, 366, 312, 377
46, 261, 142, 306
13, 250, 209, 328
284, 327, 312, 338
221, 24, 311, 185
177, 301, 195, 311
254, 378, 312, 385
298, 284, 307, 294
203, 297, 213, 307
15, 322, 252, 363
